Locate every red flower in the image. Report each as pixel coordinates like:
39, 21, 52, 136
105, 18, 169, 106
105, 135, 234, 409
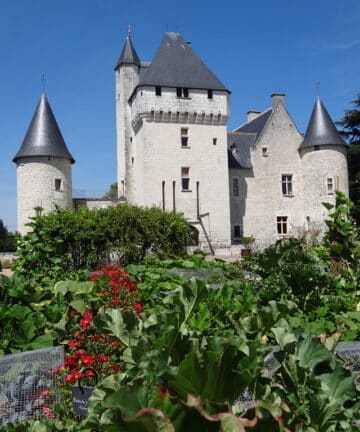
133, 303, 144, 313
96, 354, 109, 363
64, 370, 82, 383
80, 354, 95, 366
68, 340, 81, 348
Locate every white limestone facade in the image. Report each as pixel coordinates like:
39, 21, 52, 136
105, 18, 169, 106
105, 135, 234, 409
300, 145, 349, 232
229, 96, 304, 247
125, 86, 231, 248
115, 64, 139, 198
16, 156, 72, 234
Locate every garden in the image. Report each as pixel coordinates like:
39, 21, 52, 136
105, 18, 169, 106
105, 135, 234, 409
0, 194, 359, 431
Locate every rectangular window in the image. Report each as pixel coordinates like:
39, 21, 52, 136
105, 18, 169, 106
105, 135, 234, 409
281, 174, 293, 196
176, 87, 189, 98
314, 145, 320, 151
234, 225, 241, 238
262, 147, 268, 157
155, 86, 161, 96
277, 216, 288, 235
207, 89, 213, 99
54, 178, 62, 191
181, 167, 190, 191
213, 138, 217, 145
181, 128, 189, 147
232, 177, 239, 196
327, 177, 334, 193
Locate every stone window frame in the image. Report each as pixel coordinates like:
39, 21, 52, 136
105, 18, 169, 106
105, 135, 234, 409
176, 87, 189, 98
181, 128, 189, 148
281, 174, 293, 196
54, 178, 63, 192
181, 167, 190, 191
277, 216, 288, 235
327, 177, 334, 194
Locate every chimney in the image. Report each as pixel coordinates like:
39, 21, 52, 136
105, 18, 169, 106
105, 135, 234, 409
271, 93, 285, 108
247, 110, 261, 122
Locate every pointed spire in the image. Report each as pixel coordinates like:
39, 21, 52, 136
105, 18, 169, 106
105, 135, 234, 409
114, 27, 140, 70
299, 97, 346, 150
13, 93, 75, 164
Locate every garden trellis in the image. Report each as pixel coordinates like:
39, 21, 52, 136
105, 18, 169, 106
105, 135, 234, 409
0, 346, 63, 426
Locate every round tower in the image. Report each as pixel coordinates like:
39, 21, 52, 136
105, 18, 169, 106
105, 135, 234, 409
299, 97, 348, 232
114, 28, 140, 200
13, 93, 75, 235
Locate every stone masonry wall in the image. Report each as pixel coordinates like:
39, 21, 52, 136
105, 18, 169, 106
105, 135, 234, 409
16, 156, 72, 234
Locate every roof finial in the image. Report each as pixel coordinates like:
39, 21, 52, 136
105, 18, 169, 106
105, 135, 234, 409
316, 81, 320, 99
127, 24, 131, 38
42, 73, 46, 94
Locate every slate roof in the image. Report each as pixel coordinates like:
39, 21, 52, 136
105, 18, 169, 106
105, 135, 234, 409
135, 32, 229, 92
299, 98, 346, 149
13, 93, 75, 164
233, 108, 272, 136
227, 133, 256, 169
114, 35, 141, 70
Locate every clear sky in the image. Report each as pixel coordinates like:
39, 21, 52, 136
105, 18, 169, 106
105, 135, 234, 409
0, 0, 359, 232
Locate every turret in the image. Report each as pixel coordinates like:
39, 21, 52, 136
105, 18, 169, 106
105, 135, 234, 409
115, 28, 140, 199
300, 97, 348, 232
13, 93, 74, 234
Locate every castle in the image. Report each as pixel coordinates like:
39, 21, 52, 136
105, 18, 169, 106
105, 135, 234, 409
13, 32, 349, 251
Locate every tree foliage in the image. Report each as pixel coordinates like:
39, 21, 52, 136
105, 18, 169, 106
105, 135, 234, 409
0, 219, 17, 252
102, 182, 118, 202
337, 93, 360, 224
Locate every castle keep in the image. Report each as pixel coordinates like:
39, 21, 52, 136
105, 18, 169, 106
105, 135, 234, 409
14, 32, 349, 250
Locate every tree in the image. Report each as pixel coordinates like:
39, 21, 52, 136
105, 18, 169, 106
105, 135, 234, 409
102, 182, 118, 201
0, 220, 17, 251
337, 93, 360, 225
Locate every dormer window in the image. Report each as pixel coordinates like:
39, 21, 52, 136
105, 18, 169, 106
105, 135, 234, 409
176, 87, 189, 98
155, 86, 162, 96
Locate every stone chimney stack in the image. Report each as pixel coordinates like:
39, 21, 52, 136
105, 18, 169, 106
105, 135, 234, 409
247, 110, 261, 122
271, 93, 285, 108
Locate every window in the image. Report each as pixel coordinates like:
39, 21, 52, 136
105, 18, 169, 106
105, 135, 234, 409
327, 177, 334, 194
262, 147, 268, 157
232, 177, 239, 196
213, 138, 217, 145
207, 89, 213, 99
181, 167, 190, 191
181, 128, 189, 147
277, 216, 288, 235
54, 178, 62, 191
234, 225, 241, 238
314, 145, 320, 151
176, 87, 189, 98
281, 174, 293, 196
155, 86, 161, 96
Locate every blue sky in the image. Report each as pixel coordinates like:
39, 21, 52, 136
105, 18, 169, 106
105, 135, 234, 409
0, 0, 359, 232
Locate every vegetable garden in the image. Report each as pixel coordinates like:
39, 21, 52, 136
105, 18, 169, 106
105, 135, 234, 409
0, 192, 359, 431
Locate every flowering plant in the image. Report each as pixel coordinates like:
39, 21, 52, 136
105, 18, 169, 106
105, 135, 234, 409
58, 265, 143, 386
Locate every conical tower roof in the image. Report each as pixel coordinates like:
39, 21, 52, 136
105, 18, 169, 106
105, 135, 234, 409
13, 93, 75, 164
136, 32, 229, 92
299, 97, 346, 150
114, 34, 141, 70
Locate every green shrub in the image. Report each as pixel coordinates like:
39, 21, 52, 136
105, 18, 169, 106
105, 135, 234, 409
13, 205, 192, 284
